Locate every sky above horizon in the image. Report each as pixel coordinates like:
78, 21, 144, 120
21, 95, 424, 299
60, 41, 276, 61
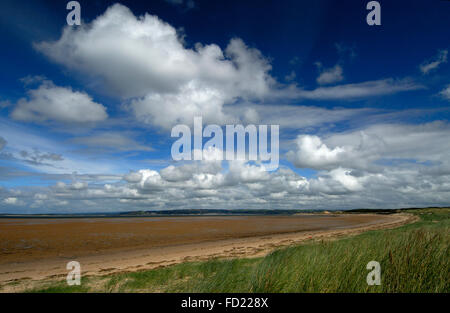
0, 0, 449, 213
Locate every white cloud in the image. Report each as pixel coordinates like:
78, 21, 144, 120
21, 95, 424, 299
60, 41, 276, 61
55, 181, 88, 191
160, 165, 195, 182
440, 85, 450, 100
135, 169, 166, 191
11, 81, 107, 123
3, 197, 19, 205
3, 144, 450, 212
130, 81, 233, 129
123, 171, 143, 183
227, 103, 373, 130
71, 132, 152, 152
34, 4, 421, 131
287, 135, 346, 169
159, 161, 221, 182
191, 172, 225, 189
288, 121, 450, 171
226, 161, 270, 184
70, 182, 88, 190
324, 122, 450, 165
316, 64, 344, 85
420, 50, 448, 74
36, 4, 276, 129
296, 78, 423, 101
328, 168, 363, 191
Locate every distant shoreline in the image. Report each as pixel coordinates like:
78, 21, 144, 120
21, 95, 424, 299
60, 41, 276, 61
0, 206, 447, 219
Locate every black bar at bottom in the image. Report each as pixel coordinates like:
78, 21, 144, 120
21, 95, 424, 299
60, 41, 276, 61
1, 293, 445, 312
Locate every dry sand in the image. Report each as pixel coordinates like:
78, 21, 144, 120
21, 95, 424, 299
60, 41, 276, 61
0, 213, 417, 292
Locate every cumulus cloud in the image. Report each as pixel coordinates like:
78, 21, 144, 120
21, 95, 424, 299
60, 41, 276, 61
316, 63, 344, 85
328, 168, 363, 191
3, 197, 19, 205
130, 81, 233, 129
160, 161, 221, 182
2, 119, 450, 213
287, 135, 347, 169
54, 181, 88, 191
123, 171, 143, 183
288, 121, 450, 172
124, 160, 271, 193
11, 80, 107, 123
3, 152, 450, 213
226, 161, 270, 184
3, 119, 448, 212
160, 165, 194, 182
35, 4, 278, 129
420, 50, 448, 74
324, 122, 450, 165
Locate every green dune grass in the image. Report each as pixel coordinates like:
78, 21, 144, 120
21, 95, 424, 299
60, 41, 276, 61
29, 208, 449, 293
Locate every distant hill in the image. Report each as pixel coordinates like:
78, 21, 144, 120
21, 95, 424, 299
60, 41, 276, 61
1, 207, 448, 218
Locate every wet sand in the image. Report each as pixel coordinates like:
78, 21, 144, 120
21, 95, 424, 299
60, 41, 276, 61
0, 213, 416, 290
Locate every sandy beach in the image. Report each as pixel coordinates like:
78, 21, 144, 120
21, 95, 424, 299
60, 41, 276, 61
0, 213, 417, 291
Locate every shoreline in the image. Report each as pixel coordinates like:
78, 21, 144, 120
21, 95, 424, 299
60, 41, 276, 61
0, 213, 418, 292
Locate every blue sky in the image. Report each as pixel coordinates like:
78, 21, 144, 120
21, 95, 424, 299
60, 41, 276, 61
0, 0, 449, 213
